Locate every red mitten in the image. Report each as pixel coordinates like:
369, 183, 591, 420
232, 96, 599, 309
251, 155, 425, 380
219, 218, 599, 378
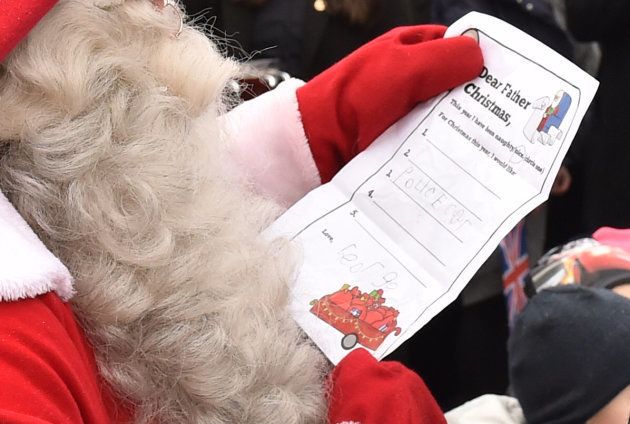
0, 0, 59, 61
297, 25, 483, 183
328, 348, 446, 424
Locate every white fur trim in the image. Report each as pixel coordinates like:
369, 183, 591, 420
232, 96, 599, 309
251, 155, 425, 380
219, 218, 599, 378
221, 78, 321, 207
0, 192, 74, 301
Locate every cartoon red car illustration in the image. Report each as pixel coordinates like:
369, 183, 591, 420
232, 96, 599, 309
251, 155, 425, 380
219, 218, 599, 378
309, 284, 401, 351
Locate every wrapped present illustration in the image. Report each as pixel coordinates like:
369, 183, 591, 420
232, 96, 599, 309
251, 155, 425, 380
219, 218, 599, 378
309, 285, 401, 351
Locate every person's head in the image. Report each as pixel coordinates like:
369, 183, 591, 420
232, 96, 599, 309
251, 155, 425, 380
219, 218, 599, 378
0, 1, 326, 422
509, 285, 630, 424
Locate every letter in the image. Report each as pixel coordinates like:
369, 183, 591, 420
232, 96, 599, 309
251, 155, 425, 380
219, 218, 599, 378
448, 208, 466, 225
456, 219, 472, 231
471, 86, 482, 101
414, 177, 430, 194
465, 83, 476, 95
502, 83, 512, 95
479, 66, 488, 78
511, 90, 522, 103
431, 194, 446, 208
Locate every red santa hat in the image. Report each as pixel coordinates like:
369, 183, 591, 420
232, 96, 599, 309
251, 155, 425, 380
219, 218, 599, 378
0, 0, 59, 61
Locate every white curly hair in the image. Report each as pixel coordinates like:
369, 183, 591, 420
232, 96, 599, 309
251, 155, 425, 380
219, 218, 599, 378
0, 1, 328, 422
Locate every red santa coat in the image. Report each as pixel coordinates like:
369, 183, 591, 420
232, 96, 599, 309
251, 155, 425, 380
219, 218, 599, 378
0, 189, 127, 422
0, 294, 132, 423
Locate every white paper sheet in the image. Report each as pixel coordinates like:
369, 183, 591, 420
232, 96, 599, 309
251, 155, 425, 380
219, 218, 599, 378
265, 12, 599, 364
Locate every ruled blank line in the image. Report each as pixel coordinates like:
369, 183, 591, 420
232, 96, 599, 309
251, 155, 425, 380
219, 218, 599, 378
354, 219, 428, 287
372, 201, 446, 267
424, 137, 501, 200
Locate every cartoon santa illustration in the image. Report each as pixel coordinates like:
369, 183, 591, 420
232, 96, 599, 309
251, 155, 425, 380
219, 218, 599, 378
523, 90, 572, 146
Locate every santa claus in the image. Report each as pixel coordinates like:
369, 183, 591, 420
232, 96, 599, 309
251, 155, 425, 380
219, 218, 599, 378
0, 1, 482, 422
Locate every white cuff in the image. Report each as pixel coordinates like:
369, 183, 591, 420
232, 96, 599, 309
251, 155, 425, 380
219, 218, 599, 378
221, 78, 321, 207
0, 192, 74, 302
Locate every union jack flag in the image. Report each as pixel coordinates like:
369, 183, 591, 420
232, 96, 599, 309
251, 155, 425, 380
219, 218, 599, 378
499, 221, 530, 328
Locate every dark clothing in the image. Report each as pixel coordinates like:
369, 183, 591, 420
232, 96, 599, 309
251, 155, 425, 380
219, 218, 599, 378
565, 0, 630, 233
250, 0, 306, 77
432, 0, 573, 60
412, 0, 432, 24
183, 0, 422, 80
395, 293, 510, 411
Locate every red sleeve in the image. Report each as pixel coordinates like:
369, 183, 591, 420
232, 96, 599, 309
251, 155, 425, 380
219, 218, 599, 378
0, 293, 130, 423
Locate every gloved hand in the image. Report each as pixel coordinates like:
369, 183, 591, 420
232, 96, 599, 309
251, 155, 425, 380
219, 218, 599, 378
328, 348, 446, 424
297, 25, 483, 183
0, 0, 58, 61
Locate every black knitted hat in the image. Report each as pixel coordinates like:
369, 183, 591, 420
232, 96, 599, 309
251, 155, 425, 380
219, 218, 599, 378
508, 285, 630, 424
